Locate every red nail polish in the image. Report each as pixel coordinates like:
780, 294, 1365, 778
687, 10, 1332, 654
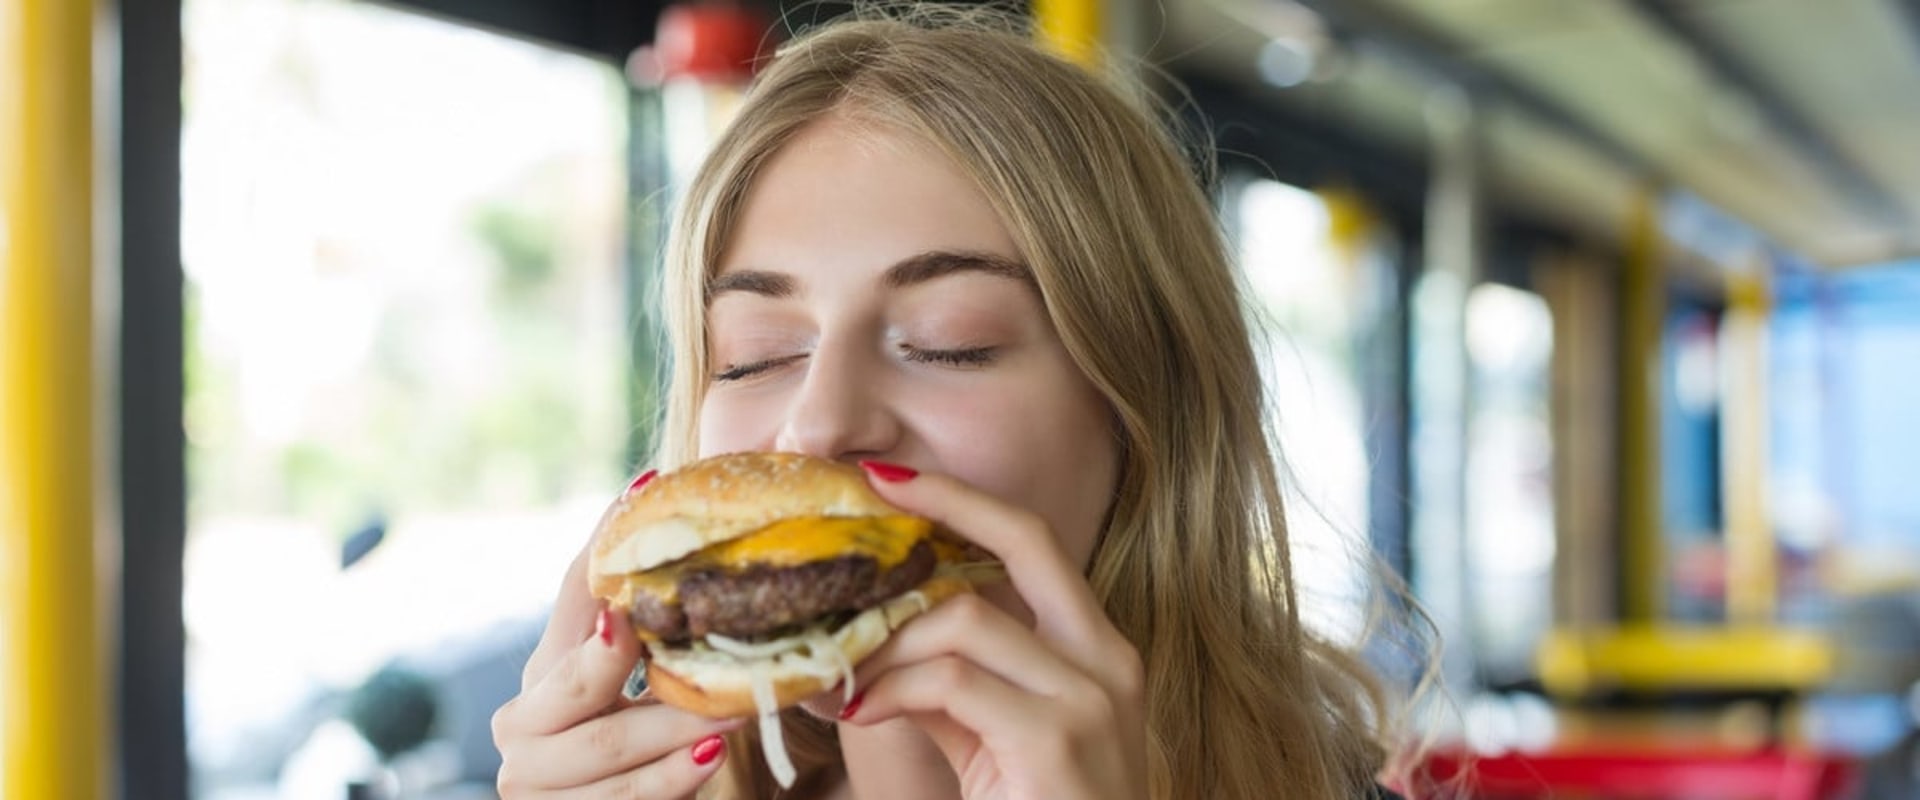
858, 460, 918, 483
596, 608, 616, 647
838, 691, 866, 720
691, 735, 725, 766
626, 469, 658, 494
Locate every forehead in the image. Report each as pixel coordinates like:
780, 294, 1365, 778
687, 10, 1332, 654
717, 115, 1022, 281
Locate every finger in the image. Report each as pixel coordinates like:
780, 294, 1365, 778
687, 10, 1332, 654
859, 465, 1108, 646
525, 534, 606, 691
501, 606, 645, 736
841, 655, 1052, 750
524, 470, 657, 689
516, 733, 731, 800
510, 703, 742, 788
854, 593, 1085, 697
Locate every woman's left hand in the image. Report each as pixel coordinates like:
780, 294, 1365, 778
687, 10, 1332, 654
837, 461, 1148, 800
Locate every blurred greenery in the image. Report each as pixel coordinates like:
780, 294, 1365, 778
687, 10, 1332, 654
180, 23, 638, 542
184, 176, 635, 540
472, 200, 557, 302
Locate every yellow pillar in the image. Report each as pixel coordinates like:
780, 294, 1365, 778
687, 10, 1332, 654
1620, 186, 1665, 623
1320, 184, 1379, 266
1034, 0, 1102, 70
2, 0, 104, 797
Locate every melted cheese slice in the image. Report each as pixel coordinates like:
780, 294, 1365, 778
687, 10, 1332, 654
630, 515, 931, 604
706, 516, 928, 567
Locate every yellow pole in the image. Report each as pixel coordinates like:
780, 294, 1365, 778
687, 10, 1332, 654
1034, 0, 1102, 70
1320, 184, 1378, 266
1620, 186, 1665, 624
2, 0, 104, 796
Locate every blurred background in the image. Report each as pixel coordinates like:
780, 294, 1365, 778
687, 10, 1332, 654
5, 0, 1920, 797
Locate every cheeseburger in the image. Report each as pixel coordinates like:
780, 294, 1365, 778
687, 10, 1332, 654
587, 452, 997, 784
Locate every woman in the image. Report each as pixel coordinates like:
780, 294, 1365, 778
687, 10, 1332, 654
492, 6, 1399, 798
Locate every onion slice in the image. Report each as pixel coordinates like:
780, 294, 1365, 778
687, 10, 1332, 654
750, 663, 796, 788
810, 631, 856, 704
708, 631, 807, 659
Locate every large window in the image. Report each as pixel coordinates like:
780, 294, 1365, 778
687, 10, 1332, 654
1772, 261, 1920, 688
181, 0, 629, 795
1232, 177, 1378, 645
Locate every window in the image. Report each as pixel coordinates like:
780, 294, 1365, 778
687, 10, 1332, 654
181, 0, 628, 794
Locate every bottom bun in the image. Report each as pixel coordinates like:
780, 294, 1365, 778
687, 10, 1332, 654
647, 571, 979, 718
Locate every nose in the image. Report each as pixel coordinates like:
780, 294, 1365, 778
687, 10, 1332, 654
773, 339, 901, 460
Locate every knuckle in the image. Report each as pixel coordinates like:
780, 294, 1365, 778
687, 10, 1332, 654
586, 716, 628, 761
490, 699, 517, 741
929, 656, 973, 692
943, 593, 994, 627
495, 763, 524, 797
1064, 680, 1115, 728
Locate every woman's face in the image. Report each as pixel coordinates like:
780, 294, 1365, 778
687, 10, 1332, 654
697, 115, 1120, 568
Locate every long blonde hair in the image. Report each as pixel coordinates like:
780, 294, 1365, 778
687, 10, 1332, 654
655, 6, 1394, 798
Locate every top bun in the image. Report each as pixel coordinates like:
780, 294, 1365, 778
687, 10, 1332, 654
588, 453, 907, 590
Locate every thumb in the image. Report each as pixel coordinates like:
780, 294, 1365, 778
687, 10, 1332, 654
523, 537, 603, 690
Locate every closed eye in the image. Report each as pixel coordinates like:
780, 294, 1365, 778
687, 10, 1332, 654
712, 353, 806, 382
902, 346, 998, 368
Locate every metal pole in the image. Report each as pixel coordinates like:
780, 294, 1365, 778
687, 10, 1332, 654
2, 0, 105, 796
116, 0, 188, 793
1035, 0, 1103, 69
1619, 187, 1666, 624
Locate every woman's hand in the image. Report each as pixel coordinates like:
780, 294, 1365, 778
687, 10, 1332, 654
492, 562, 742, 799
837, 461, 1148, 800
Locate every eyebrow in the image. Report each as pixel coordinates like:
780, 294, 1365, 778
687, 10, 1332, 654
707, 249, 1032, 301
882, 250, 1032, 289
706, 270, 794, 299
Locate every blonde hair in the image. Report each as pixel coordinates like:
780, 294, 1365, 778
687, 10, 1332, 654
655, 6, 1396, 798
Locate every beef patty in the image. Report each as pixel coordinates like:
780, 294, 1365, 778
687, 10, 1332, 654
629, 539, 936, 643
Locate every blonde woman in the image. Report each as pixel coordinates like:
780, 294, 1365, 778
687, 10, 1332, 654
492, 7, 1400, 799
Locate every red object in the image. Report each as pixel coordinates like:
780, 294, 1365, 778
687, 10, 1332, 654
595, 608, 616, 647
654, 4, 771, 82
627, 468, 658, 494
691, 735, 726, 766
858, 460, 919, 483
1417, 746, 1859, 800
838, 690, 866, 721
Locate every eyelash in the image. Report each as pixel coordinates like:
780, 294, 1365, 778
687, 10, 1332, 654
903, 345, 998, 368
710, 346, 998, 382
712, 354, 804, 382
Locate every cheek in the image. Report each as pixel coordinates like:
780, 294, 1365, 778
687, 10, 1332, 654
904, 373, 1117, 566
696, 390, 778, 457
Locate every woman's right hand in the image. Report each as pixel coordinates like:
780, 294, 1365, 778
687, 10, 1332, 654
492, 574, 743, 798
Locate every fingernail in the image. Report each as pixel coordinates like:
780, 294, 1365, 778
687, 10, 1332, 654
626, 469, 658, 494
691, 735, 725, 766
838, 690, 866, 720
596, 608, 617, 647
858, 460, 918, 483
